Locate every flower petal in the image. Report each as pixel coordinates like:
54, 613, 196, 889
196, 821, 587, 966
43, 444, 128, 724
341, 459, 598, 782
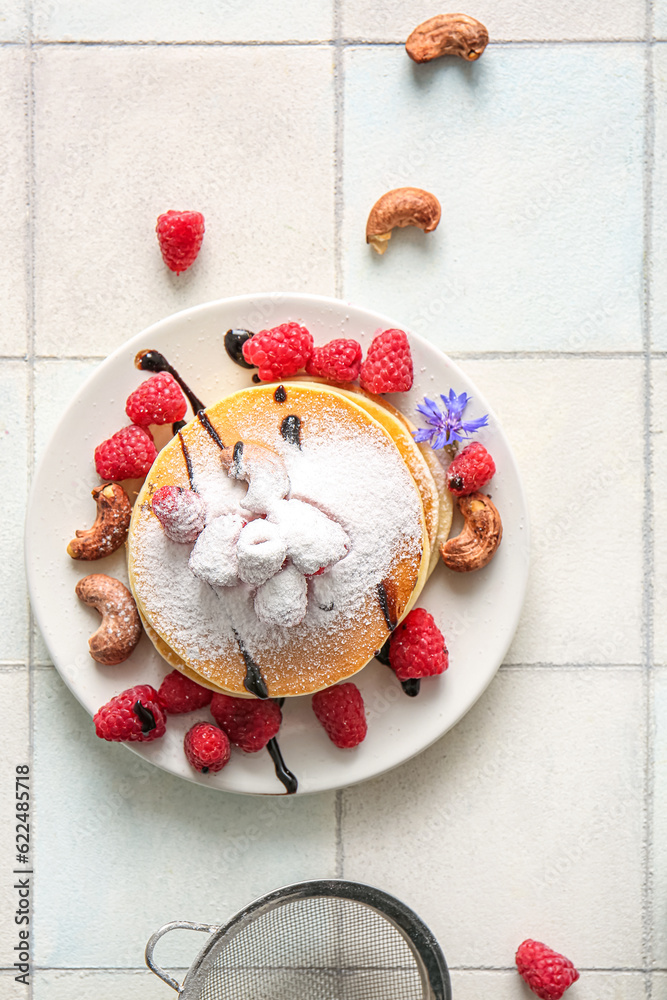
433, 429, 451, 450
443, 390, 469, 419
417, 397, 442, 420
461, 414, 489, 435
412, 428, 434, 444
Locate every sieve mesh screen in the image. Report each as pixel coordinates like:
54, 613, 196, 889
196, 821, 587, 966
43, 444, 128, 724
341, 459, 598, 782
199, 896, 425, 1000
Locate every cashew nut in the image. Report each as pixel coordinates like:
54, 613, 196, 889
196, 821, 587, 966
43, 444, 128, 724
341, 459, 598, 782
67, 483, 132, 560
366, 187, 441, 255
75, 574, 142, 664
440, 491, 502, 572
406, 14, 489, 63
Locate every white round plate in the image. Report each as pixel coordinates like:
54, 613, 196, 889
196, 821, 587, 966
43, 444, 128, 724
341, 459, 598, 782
25, 293, 529, 796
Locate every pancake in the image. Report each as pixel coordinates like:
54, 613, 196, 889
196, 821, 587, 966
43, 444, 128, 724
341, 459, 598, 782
128, 382, 430, 697
363, 393, 453, 576
139, 612, 230, 694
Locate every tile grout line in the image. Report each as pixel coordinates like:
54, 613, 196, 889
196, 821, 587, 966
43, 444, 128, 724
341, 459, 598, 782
18, 350, 666, 363
332, 0, 344, 300
20, 963, 664, 974
642, 0, 656, 993
341, 37, 654, 47
25, 0, 35, 997
4, 37, 664, 48
334, 790, 344, 877
500, 662, 643, 670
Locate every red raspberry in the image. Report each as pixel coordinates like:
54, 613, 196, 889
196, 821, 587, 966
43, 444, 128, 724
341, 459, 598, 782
152, 485, 206, 543
389, 608, 448, 681
158, 670, 213, 714
94, 684, 166, 743
242, 322, 313, 381
125, 373, 187, 427
184, 722, 230, 773
210, 694, 282, 753
94, 425, 157, 481
447, 442, 496, 496
156, 210, 205, 275
312, 683, 367, 748
515, 940, 580, 1000
359, 329, 413, 394
305, 338, 363, 382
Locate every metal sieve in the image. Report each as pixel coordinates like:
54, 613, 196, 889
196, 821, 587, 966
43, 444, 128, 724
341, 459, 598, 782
145, 879, 451, 1000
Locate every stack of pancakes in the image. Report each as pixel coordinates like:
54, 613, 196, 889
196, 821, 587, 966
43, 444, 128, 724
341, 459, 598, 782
128, 381, 452, 698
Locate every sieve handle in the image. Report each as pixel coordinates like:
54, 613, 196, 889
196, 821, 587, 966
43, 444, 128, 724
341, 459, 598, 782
145, 920, 219, 993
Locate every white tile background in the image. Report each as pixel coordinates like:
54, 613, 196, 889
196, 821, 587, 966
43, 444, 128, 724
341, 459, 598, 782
4, 0, 664, 997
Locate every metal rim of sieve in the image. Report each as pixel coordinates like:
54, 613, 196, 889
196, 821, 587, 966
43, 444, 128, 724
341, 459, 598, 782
145, 879, 452, 1000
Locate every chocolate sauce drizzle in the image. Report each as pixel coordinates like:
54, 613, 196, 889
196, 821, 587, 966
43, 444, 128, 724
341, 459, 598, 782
224, 329, 255, 369
135, 349, 206, 414
280, 415, 302, 448
233, 441, 244, 471
172, 419, 187, 435
376, 583, 398, 631
178, 431, 195, 489
274, 385, 287, 403
266, 738, 298, 795
234, 632, 269, 700
133, 701, 157, 734
196, 410, 225, 451
375, 637, 391, 666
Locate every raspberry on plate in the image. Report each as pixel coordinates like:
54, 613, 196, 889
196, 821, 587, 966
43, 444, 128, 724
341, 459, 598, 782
156, 210, 205, 275
389, 608, 448, 681
151, 485, 206, 544
126, 372, 187, 427
158, 670, 213, 714
447, 441, 496, 497
305, 338, 363, 382
210, 694, 282, 753
359, 328, 413, 394
515, 940, 580, 1000
184, 722, 231, 773
241, 321, 313, 381
94, 425, 157, 481
94, 684, 166, 742
312, 683, 367, 748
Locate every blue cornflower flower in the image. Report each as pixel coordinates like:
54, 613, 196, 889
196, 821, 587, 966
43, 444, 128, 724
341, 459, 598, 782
413, 389, 489, 450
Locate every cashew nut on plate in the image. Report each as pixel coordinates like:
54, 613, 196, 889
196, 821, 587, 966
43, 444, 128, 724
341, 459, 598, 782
67, 483, 132, 560
440, 491, 502, 572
